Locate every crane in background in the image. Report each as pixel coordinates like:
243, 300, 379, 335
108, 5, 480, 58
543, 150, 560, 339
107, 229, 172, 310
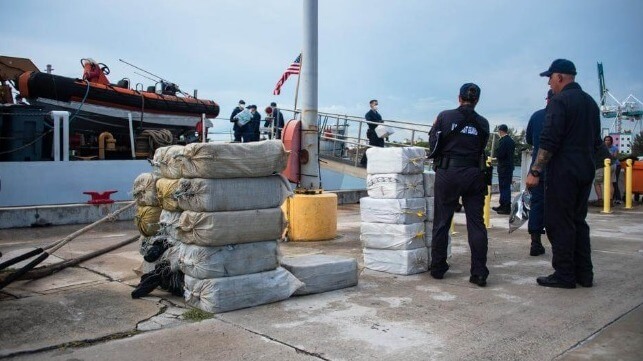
597, 62, 642, 134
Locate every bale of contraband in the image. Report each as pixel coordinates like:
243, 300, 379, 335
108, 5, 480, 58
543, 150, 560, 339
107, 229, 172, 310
280, 255, 358, 295
183, 267, 303, 313
179, 140, 288, 179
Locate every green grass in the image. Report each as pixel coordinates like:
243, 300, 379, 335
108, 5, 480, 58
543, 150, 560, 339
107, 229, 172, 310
182, 308, 214, 321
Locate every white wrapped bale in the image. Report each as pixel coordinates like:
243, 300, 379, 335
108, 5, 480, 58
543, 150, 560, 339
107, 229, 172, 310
280, 255, 358, 295
367, 173, 424, 199
425, 197, 435, 222
363, 248, 429, 275
155, 145, 184, 179
132, 173, 159, 207
156, 178, 182, 211
423, 171, 436, 197
175, 175, 292, 212
159, 210, 182, 240
365, 147, 426, 175
177, 208, 285, 246
360, 222, 426, 250
184, 267, 303, 313
177, 241, 279, 279
360, 197, 426, 224
179, 140, 288, 179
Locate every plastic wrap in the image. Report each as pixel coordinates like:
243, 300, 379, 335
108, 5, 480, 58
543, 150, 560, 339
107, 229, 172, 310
367, 173, 424, 199
184, 267, 303, 313
360, 197, 426, 224
156, 178, 181, 211
360, 222, 426, 250
177, 241, 279, 279
175, 175, 292, 212
179, 140, 288, 179
423, 171, 436, 197
365, 147, 426, 174
363, 248, 429, 275
280, 255, 358, 295
135, 205, 162, 237
425, 197, 435, 222
159, 209, 182, 240
177, 208, 285, 246
132, 173, 159, 207
156, 145, 184, 179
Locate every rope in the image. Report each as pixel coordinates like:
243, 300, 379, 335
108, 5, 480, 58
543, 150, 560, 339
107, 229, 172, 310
68, 80, 91, 122
140, 129, 173, 149
0, 129, 53, 155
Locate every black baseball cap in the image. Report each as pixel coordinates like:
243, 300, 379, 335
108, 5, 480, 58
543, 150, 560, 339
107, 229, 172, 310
459, 83, 480, 102
540, 59, 577, 77
498, 124, 508, 132
239, 100, 246, 104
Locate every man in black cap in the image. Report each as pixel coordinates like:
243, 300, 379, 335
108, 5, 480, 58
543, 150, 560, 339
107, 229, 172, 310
526, 59, 602, 288
429, 83, 490, 287
524, 90, 554, 257
230, 100, 246, 142
493, 124, 515, 215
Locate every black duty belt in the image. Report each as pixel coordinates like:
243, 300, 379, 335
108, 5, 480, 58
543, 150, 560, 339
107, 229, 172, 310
448, 158, 478, 168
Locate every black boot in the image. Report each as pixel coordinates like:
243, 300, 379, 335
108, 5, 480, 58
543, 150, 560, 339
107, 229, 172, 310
495, 204, 511, 215
530, 233, 545, 256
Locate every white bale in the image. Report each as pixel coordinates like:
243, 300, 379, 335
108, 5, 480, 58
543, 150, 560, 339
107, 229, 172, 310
155, 145, 184, 179
365, 147, 426, 175
360, 222, 426, 250
184, 267, 303, 313
132, 173, 159, 207
177, 241, 279, 279
180, 140, 288, 179
360, 197, 426, 224
363, 248, 429, 275
159, 210, 182, 241
425, 197, 435, 222
280, 255, 358, 295
177, 208, 285, 246
367, 173, 424, 199
175, 175, 292, 212
423, 171, 436, 197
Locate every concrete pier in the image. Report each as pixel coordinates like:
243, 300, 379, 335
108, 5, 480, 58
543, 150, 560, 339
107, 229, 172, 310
0, 194, 641, 360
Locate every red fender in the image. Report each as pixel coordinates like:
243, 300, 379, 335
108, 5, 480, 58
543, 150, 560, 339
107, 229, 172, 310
281, 119, 301, 183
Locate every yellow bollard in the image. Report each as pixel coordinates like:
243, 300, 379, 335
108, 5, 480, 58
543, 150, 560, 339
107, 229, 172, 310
625, 159, 633, 209
450, 217, 457, 235
483, 156, 492, 228
602, 158, 612, 213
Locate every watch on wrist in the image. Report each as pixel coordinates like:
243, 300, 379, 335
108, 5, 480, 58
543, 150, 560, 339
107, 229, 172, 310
529, 169, 541, 177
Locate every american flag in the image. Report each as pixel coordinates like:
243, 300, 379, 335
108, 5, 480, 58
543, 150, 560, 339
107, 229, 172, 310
273, 54, 301, 95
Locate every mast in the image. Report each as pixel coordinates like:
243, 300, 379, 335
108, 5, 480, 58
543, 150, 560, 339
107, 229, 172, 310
299, 0, 320, 190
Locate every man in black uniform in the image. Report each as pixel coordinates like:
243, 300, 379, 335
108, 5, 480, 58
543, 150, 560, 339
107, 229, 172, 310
229, 100, 245, 142
360, 99, 384, 166
429, 83, 490, 287
526, 59, 602, 289
493, 124, 515, 215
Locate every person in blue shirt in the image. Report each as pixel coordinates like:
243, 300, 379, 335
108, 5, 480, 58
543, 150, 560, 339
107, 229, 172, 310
525, 90, 553, 256
493, 124, 515, 214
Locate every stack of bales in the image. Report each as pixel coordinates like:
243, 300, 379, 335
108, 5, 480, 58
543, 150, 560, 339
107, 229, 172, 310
360, 147, 429, 275
422, 170, 452, 259
165, 140, 303, 313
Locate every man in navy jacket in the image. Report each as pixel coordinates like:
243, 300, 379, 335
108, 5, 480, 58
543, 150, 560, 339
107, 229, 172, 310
493, 124, 515, 214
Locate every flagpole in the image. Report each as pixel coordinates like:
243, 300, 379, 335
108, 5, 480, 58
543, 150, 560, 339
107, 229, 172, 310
293, 53, 302, 118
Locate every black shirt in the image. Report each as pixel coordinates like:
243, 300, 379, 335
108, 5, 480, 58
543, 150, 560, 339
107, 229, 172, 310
431, 105, 490, 160
539, 82, 601, 179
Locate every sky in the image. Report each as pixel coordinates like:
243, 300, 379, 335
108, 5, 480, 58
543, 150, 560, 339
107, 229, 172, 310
2, 0, 643, 140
